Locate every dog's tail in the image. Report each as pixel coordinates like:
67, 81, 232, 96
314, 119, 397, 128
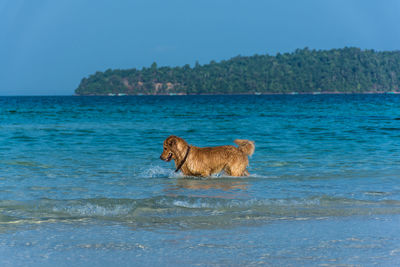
234, 139, 255, 156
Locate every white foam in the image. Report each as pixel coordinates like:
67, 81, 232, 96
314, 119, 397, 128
172, 200, 212, 209
53, 203, 132, 217
139, 165, 178, 178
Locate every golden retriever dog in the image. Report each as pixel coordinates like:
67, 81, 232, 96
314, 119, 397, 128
160, 135, 255, 177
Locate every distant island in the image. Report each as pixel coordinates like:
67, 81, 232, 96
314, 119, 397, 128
75, 47, 400, 96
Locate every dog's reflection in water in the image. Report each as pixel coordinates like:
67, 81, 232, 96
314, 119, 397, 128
165, 177, 249, 198
176, 178, 248, 190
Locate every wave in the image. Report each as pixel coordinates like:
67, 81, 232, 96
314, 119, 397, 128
1, 195, 400, 230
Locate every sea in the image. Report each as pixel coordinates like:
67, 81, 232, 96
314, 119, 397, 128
1, 94, 400, 266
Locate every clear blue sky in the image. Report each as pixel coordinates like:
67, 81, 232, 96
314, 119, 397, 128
1, 0, 400, 95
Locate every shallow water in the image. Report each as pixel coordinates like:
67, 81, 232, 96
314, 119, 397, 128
1, 95, 400, 266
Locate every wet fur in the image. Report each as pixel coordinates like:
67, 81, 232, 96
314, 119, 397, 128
160, 135, 255, 177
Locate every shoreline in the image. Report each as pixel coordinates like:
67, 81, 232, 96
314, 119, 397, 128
2, 92, 400, 97
74, 91, 400, 96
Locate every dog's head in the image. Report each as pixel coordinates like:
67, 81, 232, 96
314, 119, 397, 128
160, 135, 186, 162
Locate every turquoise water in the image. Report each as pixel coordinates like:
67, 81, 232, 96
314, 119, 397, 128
1, 95, 400, 266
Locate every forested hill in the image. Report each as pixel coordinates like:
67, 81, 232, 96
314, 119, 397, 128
75, 47, 400, 95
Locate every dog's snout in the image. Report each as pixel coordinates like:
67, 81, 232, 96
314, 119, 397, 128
160, 155, 164, 160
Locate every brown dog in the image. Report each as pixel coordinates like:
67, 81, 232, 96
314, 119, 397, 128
160, 135, 255, 177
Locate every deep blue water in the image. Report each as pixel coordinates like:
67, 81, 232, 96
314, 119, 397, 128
1, 95, 400, 266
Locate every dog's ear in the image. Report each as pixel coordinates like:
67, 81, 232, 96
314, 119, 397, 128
168, 138, 176, 147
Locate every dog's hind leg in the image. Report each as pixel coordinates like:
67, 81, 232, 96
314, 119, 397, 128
226, 160, 249, 176
199, 169, 212, 177
223, 165, 233, 176
227, 167, 247, 177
